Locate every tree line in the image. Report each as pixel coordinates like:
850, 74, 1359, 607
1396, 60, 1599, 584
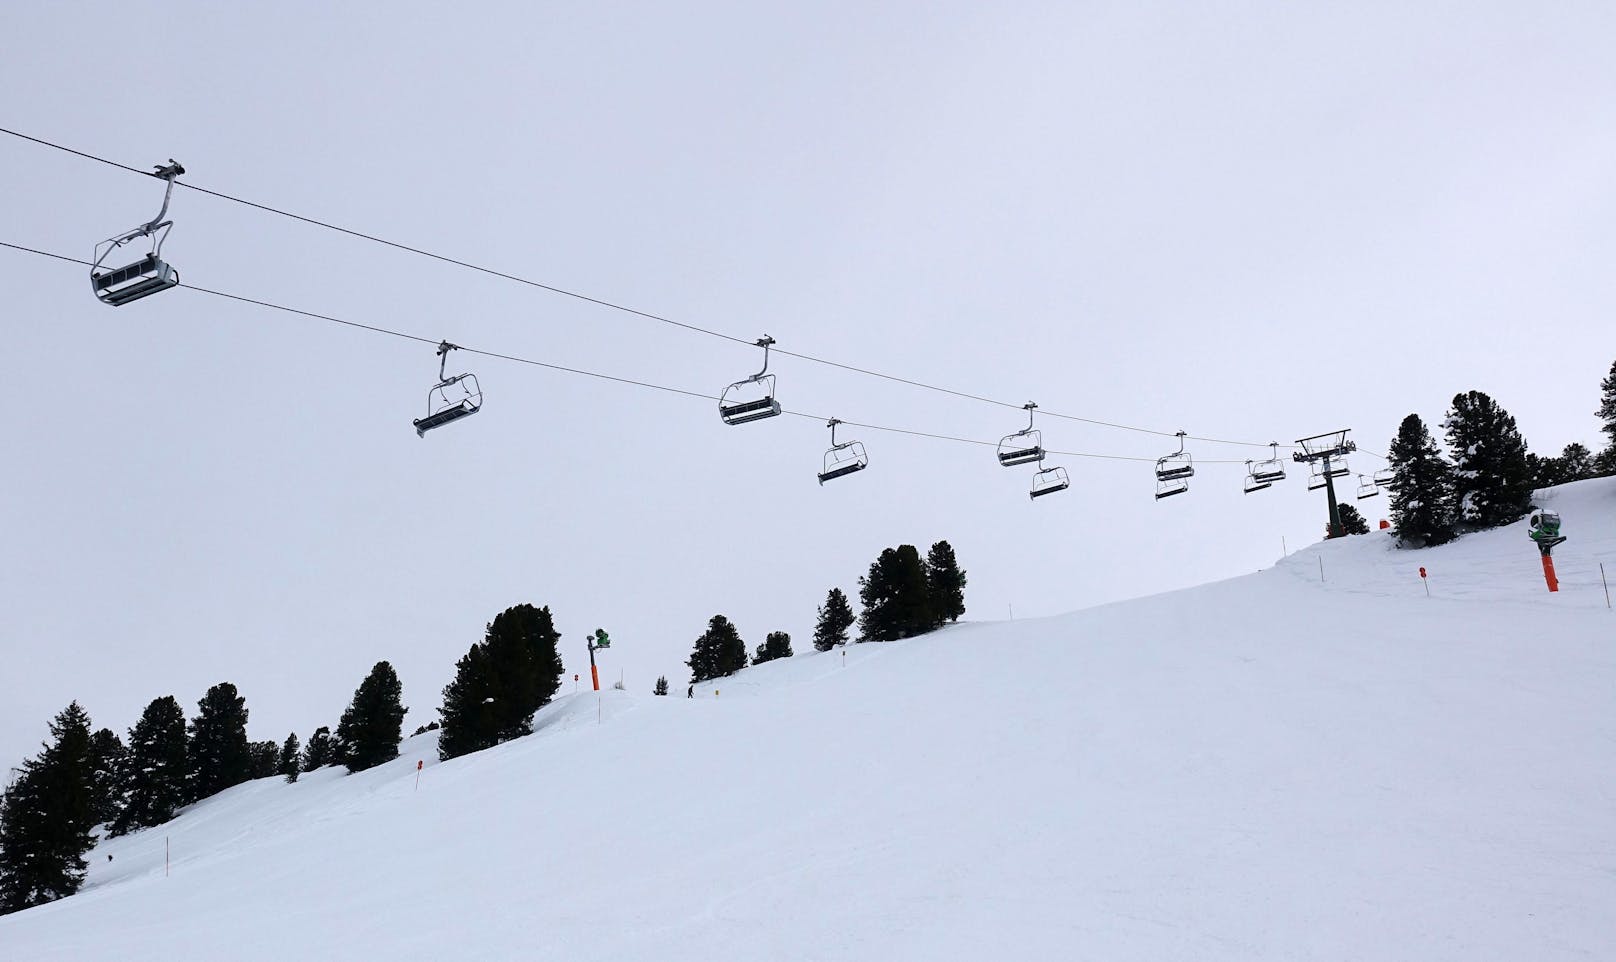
1, 536, 969, 914
1385, 364, 1616, 546
680, 539, 967, 687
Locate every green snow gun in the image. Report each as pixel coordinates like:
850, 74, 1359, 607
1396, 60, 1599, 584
1528, 509, 1566, 552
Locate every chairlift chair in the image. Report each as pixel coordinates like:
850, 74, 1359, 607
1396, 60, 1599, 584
1030, 456, 1069, 499
1155, 477, 1189, 500
1155, 431, 1194, 481
1250, 442, 1287, 484
1355, 474, 1380, 500
719, 336, 782, 425
817, 418, 869, 484
1325, 458, 1351, 479
1372, 468, 1395, 486
996, 402, 1045, 466
1307, 462, 1328, 491
413, 341, 483, 437
90, 160, 185, 306
1243, 461, 1272, 495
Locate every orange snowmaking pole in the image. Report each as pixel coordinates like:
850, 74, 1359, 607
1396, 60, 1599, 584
1540, 553, 1560, 593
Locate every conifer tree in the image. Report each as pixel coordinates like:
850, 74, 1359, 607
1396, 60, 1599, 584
87, 727, 127, 827
111, 696, 189, 837
1442, 391, 1533, 528
1336, 503, 1371, 535
247, 741, 279, 780
925, 540, 968, 626
301, 726, 335, 772
752, 631, 793, 665
858, 545, 933, 641
437, 604, 566, 761
1387, 414, 1457, 547
653, 676, 669, 696
336, 661, 408, 773
0, 703, 96, 915
686, 615, 748, 683
1597, 360, 1616, 460
1559, 443, 1595, 482
277, 733, 301, 784
812, 587, 856, 651
187, 683, 252, 802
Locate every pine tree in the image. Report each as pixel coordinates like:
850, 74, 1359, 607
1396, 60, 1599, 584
1442, 391, 1533, 528
752, 631, 793, 665
335, 661, 408, 772
187, 683, 252, 802
110, 696, 189, 837
247, 741, 279, 780
1336, 503, 1370, 535
686, 615, 748, 683
0, 703, 96, 915
87, 727, 127, 827
1387, 414, 1458, 547
925, 540, 967, 627
858, 545, 933, 641
812, 587, 856, 651
653, 676, 669, 696
1559, 443, 1595, 482
1597, 360, 1616, 459
277, 733, 301, 783
301, 726, 335, 772
437, 604, 566, 762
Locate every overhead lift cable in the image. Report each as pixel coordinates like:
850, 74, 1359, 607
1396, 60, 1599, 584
3, 239, 1268, 469
1, 126, 1289, 449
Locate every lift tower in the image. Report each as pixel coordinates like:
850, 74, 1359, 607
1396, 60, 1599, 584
1294, 430, 1357, 539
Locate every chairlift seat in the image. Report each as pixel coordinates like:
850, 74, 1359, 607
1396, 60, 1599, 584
1325, 464, 1351, 478
1251, 465, 1286, 484
720, 397, 782, 425
1356, 483, 1379, 500
92, 254, 178, 306
1243, 478, 1271, 494
1156, 463, 1194, 482
413, 400, 479, 437
998, 446, 1044, 467
818, 461, 867, 484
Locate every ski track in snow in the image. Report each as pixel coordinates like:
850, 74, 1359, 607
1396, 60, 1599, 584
2, 481, 1614, 960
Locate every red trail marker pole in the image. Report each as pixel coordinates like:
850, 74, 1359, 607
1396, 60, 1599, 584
1419, 567, 1429, 597
415, 759, 423, 792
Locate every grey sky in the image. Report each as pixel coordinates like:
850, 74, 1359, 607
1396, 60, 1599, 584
4, 1, 1614, 771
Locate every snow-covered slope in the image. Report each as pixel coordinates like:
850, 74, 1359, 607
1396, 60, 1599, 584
4, 483, 1614, 961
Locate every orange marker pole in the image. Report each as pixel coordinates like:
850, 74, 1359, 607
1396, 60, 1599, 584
415, 759, 423, 792
1541, 553, 1560, 593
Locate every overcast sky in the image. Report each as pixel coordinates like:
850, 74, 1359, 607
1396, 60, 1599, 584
4, 1, 1614, 772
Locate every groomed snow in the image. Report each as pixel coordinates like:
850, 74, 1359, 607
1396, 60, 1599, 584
3, 482, 1614, 960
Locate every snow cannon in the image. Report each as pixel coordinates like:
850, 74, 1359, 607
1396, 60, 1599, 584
1528, 509, 1566, 549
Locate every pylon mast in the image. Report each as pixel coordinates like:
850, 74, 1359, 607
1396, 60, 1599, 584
1293, 430, 1356, 538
